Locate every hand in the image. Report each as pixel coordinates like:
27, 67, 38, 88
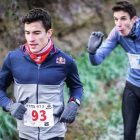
20, 97, 29, 105
6, 97, 29, 120
59, 102, 79, 123
88, 31, 104, 54
53, 107, 64, 118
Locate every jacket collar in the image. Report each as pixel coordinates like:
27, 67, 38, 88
20, 44, 60, 63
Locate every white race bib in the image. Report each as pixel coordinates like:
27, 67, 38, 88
24, 104, 54, 127
127, 53, 140, 69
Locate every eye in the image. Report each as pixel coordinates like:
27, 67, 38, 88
25, 32, 30, 35
35, 32, 41, 35
121, 18, 126, 21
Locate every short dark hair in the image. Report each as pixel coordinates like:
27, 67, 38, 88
112, 1, 136, 19
22, 8, 51, 32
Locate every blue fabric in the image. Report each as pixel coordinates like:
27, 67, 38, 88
128, 17, 140, 38
89, 17, 140, 87
0, 45, 83, 108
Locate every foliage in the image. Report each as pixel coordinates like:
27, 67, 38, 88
0, 0, 140, 139
0, 45, 129, 140
65, 45, 128, 139
0, 109, 18, 140
75, 45, 127, 105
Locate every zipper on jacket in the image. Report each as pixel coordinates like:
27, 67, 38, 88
36, 65, 40, 104
38, 127, 40, 140
37, 64, 41, 140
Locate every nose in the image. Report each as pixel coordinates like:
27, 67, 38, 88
116, 20, 122, 27
29, 34, 35, 42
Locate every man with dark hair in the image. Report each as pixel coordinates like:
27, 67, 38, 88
0, 8, 83, 140
87, 1, 140, 140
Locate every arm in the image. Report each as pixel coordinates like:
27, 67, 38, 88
88, 27, 119, 65
59, 59, 83, 123
0, 53, 27, 120
0, 53, 13, 108
65, 59, 83, 102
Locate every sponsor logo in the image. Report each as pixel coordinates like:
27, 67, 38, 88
46, 104, 52, 109
56, 57, 66, 64
44, 122, 49, 126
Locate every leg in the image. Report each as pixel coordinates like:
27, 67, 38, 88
122, 82, 140, 140
48, 137, 64, 140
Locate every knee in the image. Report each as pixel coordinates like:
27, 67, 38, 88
124, 130, 136, 140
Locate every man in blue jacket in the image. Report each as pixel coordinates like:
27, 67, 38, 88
0, 8, 83, 140
88, 1, 140, 140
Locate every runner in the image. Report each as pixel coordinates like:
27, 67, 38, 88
0, 8, 83, 140
88, 1, 140, 140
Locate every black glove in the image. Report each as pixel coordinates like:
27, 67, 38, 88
5, 97, 29, 120
53, 107, 64, 118
88, 31, 104, 54
59, 102, 79, 123
20, 97, 29, 105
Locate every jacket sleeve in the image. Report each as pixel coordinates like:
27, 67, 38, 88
0, 52, 13, 108
65, 59, 83, 102
88, 27, 119, 65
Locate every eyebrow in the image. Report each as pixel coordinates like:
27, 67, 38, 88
24, 30, 41, 32
24, 30, 41, 33
114, 15, 127, 18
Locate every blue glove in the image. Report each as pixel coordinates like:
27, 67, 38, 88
5, 97, 29, 120
88, 31, 104, 54
59, 102, 79, 123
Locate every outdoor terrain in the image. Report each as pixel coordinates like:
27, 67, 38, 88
0, 0, 140, 140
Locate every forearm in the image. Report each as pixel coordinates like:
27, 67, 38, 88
0, 89, 11, 108
69, 87, 83, 102
88, 52, 105, 66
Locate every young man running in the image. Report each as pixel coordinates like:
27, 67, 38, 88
88, 1, 140, 140
0, 8, 83, 140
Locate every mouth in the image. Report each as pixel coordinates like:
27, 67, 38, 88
29, 44, 38, 49
30, 44, 38, 46
118, 29, 126, 35
118, 29, 128, 36
118, 29, 124, 32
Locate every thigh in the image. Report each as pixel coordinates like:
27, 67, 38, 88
122, 82, 140, 131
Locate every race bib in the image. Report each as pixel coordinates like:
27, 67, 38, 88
24, 104, 54, 127
127, 53, 140, 69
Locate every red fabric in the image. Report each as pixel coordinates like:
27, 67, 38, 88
25, 38, 53, 63
69, 97, 74, 102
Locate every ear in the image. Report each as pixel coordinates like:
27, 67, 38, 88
132, 16, 137, 25
47, 29, 53, 38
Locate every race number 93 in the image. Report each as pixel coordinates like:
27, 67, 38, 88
24, 104, 54, 127
32, 110, 47, 121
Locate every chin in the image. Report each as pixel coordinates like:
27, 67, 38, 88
122, 34, 127, 37
120, 33, 128, 37
30, 49, 38, 53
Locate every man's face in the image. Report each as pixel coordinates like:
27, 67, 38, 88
24, 21, 52, 53
113, 11, 136, 36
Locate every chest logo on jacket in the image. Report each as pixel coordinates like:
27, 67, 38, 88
56, 57, 66, 64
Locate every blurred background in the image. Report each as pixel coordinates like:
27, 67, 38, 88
0, 0, 140, 140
